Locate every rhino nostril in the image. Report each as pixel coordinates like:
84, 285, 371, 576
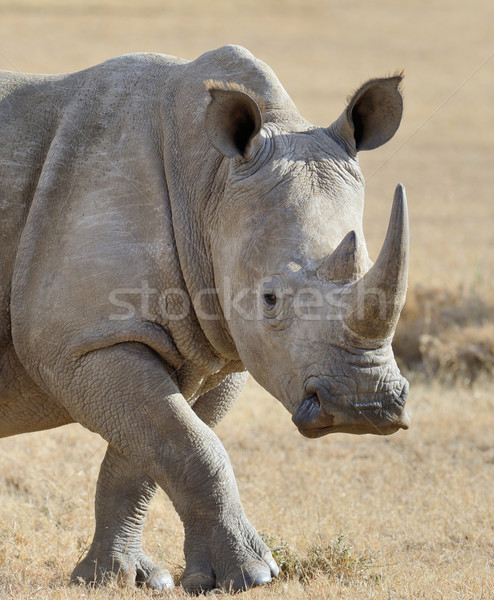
292, 393, 323, 429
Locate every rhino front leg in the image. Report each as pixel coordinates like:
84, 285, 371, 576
71, 444, 173, 590
51, 343, 276, 593
182, 371, 277, 593
72, 372, 248, 591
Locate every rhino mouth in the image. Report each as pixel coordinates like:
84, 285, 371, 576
293, 381, 410, 438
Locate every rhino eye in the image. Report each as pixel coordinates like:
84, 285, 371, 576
263, 293, 277, 307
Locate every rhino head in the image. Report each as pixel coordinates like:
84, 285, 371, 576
205, 73, 410, 438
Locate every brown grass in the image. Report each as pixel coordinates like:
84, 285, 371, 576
1, 0, 494, 598
395, 285, 494, 383
1, 378, 493, 599
260, 533, 377, 584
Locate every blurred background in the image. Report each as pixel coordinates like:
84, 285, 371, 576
2, 0, 492, 380
0, 2, 493, 598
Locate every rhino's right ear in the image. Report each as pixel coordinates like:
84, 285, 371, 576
205, 86, 263, 159
330, 74, 404, 153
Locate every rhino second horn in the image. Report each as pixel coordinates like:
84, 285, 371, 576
346, 184, 409, 341
317, 230, 366, 283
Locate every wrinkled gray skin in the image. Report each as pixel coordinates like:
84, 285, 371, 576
0, 45, 410, 593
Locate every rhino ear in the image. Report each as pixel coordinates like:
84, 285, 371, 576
330, 74, 403, 153
205, 86, 263, 158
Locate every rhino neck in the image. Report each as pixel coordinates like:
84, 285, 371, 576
164, 154, 240, 364
161, 86, 240, 364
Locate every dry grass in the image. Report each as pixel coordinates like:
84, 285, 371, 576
1, 0, 494, 598
260, 533, 377, 584
394, 285, 494, 383
1, 378, 493, 599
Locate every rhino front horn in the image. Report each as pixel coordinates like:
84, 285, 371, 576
346, 184, 409, 340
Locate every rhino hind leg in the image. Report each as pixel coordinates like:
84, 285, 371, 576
192, 371, 249, 428
71, 444, 174, 591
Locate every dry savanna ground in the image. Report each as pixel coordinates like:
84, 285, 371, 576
0, 1, 493, 599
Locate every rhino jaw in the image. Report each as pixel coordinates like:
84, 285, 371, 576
292, 382, 410, 438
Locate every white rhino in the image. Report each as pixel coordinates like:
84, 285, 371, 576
0, 45, 410, 592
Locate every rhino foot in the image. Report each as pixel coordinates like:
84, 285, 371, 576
70, 551, 174, 591
181, 564, 274, 595
181, 522, 279, 594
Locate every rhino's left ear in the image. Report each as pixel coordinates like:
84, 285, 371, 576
205, 86, 263, 159
330, 74, 403, 153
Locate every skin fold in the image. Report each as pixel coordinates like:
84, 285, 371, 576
0, 45, 409, 592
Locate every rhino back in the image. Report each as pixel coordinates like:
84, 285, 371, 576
1, 55, 182, 363
0, 54, 192, 432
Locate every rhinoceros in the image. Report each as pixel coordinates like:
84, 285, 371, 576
0, 45, 410, 592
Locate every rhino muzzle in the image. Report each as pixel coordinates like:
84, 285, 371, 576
293, 185, 411, 439
292, 380, 410, 438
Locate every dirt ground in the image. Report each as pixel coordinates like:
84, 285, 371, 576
0, 1, 493, 598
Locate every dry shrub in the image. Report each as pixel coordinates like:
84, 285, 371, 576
261, 533, 377, 585
393, 285, 494, 383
